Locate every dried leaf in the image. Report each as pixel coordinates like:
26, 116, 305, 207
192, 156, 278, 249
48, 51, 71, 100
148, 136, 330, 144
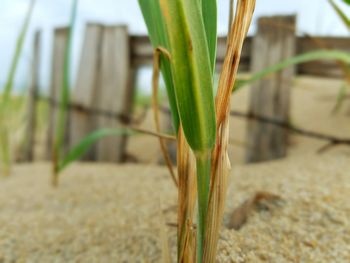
228, 191, 282, 230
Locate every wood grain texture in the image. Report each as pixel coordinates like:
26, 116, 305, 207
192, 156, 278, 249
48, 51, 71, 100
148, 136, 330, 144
69, 24, 104, 160
23, 30, 41, 162
68, 24, 135, 162
246, 16, 296, 163
130, 35, 350, 77
95, 25, 135, 162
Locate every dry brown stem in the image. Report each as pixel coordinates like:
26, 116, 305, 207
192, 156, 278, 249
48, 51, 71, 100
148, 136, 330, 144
202, 1, 256, 261
152, 47, 178, 187
177, 127, 197, 263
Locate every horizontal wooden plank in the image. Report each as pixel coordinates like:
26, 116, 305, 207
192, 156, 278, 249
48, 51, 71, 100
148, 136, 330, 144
130, 35, 350, 77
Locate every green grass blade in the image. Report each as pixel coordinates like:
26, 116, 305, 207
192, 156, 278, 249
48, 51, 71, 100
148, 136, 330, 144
138, 0, 180, 133
332, 83, 349, 113
0, 0, 36, 176
54, 0, 78, 164
0, 129, 10, 176
1, 0, 36, 105
235, 50, 350, 92
329, 0, 350, 29
343, 0, 350, 5
195, 151, 211, 262
201, 0, 217, 73
159, 1, 216, 262
160, 0, 216, 152
57, 128, 135, 173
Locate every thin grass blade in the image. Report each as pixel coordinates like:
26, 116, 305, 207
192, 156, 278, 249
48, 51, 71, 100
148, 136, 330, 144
57, 128, 135, 173
332, 83, 349, 113
203, 113, 230, 263
204, 0, 256, 261
215, 0, 256, 126
1, 0, 36, 105
159, 0, 216, 152
57, 126, 174, 173
177, 127, 197, 263
235, 50, 350, 92
152, 47, 178, 187
54, 0, 79, 166
138, 0, 180, 132
0, 0, 36, 176
329, 0, 350, 29
201, 0, 217, 73
159, 2, 217, 260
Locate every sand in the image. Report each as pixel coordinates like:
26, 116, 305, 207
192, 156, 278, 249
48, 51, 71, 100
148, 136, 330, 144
0, 152, 349, 262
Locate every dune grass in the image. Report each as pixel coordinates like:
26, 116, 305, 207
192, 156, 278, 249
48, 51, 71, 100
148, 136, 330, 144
138, 0, 256, 261
51, 0, 78, 186
0, 0, 36, 176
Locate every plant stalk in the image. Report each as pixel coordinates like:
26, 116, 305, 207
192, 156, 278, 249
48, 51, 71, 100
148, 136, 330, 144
195, 150, 211, 263
0, 128, 10, 176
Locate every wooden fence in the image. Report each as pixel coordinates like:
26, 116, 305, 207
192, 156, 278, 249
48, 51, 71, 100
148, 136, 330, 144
24, 17, 350, 163
131, 35, 350, 77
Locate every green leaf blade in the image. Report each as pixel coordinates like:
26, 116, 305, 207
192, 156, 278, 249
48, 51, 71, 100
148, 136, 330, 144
235, 50, 350, 92
138, 0, 180, 133
54, 0, 79, 164
58, 128, 135, 173
202, 0, 217, 73
329, 0, 350, 29
160, 0, 216, 152
1, 0, 36, 106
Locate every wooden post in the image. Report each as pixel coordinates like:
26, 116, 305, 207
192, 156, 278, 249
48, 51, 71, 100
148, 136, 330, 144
95, 25, 135, 162
69, 24, 104, 160
46, 27, 69, 160
246, 16, 296, 163
69, 24, 135, 162
22, 30, 41, 162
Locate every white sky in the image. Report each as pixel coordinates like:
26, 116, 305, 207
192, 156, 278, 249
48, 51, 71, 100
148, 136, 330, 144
0, 0, 349, 92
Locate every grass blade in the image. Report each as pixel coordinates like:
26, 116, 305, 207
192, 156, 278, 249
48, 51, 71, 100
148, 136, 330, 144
138, 0, 180, 132
152, 47, 178, 187
160, 0, 216, 152
57, 128, 135, 173
329, 0, 350, 29
201, 0, 217, 73
159, 1, 217, 261
1, 0, 36, 105
177, 127, 197, 263
0, 0, 36, 176
57, 126, 175, 174
215, 0, 255, 126
235, 50, 350, 92
204, 0, 255, 262
54, 0, 78, 163
332, 83, 349, 113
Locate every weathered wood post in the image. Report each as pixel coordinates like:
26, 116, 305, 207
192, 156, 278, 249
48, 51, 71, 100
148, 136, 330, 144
246, 15, 296, 163
23, 30, 41, 162
69, 24, 135, 162
69, 24, 104, 160
95, 25, 135, 162
46, 27, 69, 160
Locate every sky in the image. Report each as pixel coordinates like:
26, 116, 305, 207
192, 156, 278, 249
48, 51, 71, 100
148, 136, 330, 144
0, 0, 349, 92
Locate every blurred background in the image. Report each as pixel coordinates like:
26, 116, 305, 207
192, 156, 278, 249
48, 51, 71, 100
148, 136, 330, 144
1, 0, 349, 94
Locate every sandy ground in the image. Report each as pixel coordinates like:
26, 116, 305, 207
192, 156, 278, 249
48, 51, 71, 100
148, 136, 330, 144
127, 75, 350, 164
1, 152, 349, 262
